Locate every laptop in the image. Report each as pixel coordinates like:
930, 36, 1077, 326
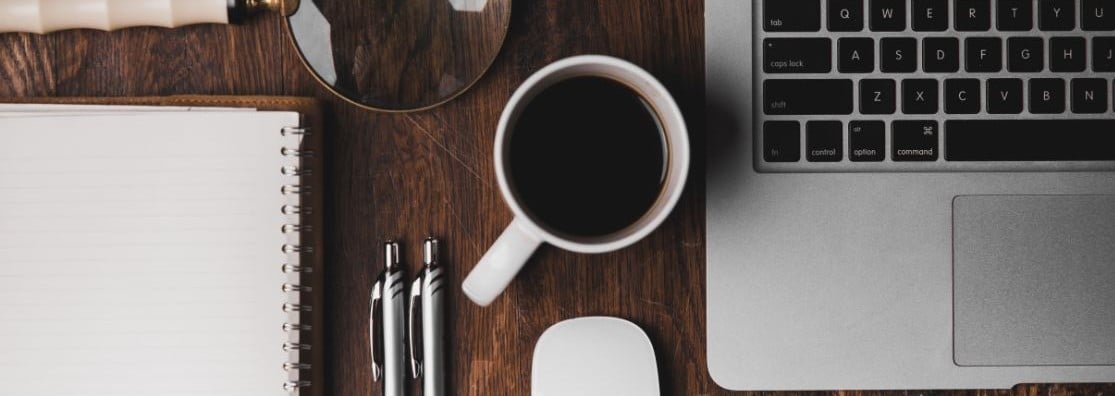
705, 0, 1115, 390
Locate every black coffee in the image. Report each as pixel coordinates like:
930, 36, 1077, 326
508, 76, 667, 238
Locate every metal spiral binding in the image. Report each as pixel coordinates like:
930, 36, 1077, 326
281, 185, 311, 195
283, 342, 312, 351
285, 323, 312, 332
282, 264, 313, 273
282, 283, 312, 293
282, 205, 310, 215
282, 224, 312, 233
281, 126, 311, 137
284, 362, 312, 370
284, 381, 312, 391
281, 126, 313, 393
283, 323, 312, 332
281, 165, 312, 177
281, 147, 315, 157
282, 244, 313, 254
283, 303, 313, 312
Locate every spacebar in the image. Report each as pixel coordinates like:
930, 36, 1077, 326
946, 120, 1115, 161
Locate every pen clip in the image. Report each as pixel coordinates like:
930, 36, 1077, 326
408, 274, 424, 379
369, 276, 384, 382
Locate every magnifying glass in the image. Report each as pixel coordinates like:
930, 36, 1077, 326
0, 0, 512, 112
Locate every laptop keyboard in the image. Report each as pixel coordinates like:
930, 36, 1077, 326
755, 0, 1115, 172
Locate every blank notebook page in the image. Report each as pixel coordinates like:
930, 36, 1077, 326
0, 110, 301, 395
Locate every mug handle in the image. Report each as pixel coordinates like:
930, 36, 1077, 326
463, 217, 543, 306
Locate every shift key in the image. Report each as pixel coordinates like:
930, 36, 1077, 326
764, 79, 853, 115
764, 38, 832, 73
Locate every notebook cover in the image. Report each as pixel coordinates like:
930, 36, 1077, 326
3, 95, 327, 396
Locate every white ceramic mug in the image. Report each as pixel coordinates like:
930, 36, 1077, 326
462, 55, 690, 306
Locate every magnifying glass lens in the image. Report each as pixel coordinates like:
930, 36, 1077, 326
288, 0, 511, 111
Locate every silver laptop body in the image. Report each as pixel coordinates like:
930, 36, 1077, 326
705, 0, 1115, 390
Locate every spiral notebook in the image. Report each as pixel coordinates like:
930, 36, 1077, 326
0, 96, 325, 396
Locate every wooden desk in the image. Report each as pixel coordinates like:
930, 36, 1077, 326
1, 1, 1111, 395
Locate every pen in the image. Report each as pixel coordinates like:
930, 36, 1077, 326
370, 241, 407, 396
409, 237, 446, 396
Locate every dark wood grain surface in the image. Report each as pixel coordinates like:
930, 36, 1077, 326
1, 1, 1112, 395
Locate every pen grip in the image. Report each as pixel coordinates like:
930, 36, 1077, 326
407, 277, 423, 379
424, 277, 446, 396
382, 288, 408, 396
369, 279, 384, 381
0, 0, 228, 34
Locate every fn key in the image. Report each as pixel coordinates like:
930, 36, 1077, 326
764, 121, 801, 162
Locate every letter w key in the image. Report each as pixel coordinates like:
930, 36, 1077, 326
871, 0, 907, 31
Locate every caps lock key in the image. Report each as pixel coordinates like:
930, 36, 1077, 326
764, 38, 832, 73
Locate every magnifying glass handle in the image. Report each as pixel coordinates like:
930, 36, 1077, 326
0, 0, 289, 34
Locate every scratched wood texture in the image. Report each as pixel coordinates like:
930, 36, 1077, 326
1, 1, 1112, 395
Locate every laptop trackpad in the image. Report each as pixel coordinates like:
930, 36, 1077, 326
953, 195, 1115, 367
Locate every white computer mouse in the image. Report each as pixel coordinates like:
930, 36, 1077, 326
531, 316, 660, 396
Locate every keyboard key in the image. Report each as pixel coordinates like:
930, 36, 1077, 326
955, 0, 991, 31
764, 121, 801, 162
1007, 37, 1044, 72
849, 121, 886, 161
987, 78, 1024, 114
997, 0, 1034, 31
764, 38, 832, 73
1082, 0, 1115, 31
923, 37, 960, 72
764, 0, 821, 31
806, 121, 843, 162
945, 78, 981, 114
881, 38, 918, 72
903, 79, 939, 114
1039, 0, 1075, 31
1071, 78, 1108, 113
893, 120, 939, 161
870, 0, 906, 31
1050, 37, 1087, 72
1030, 78, 1066, 114
829, 0, 865, 31
838, 38, 875, 73
966, 37, 1003, 72
946, 120, 1115, 161
860, 79, 897, 114
1095, 37, 1115, 71
912, 0, 948, 31
764, 79, 854, 115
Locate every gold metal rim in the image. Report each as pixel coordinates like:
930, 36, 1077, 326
245, 0, 296, 14
282, 0, 301, 16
